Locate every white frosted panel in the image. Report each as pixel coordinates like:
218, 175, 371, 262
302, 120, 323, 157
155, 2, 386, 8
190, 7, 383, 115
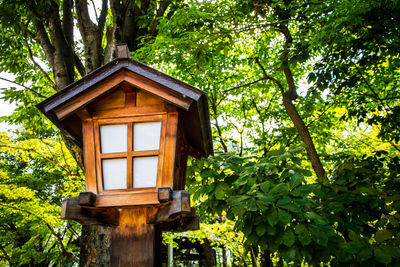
102, 158, 127, 190
134, 122, 161, 151
133, 156, 158, 188
100, 124, 127, 153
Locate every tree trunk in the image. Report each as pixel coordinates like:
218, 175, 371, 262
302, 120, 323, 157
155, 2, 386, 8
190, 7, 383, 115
260, 250, 272, 267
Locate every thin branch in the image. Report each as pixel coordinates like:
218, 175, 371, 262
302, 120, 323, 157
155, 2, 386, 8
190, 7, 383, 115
0, 144, 74, 176
33, 19, 55, 68
89, 0, 99, 21
221, 77, 267, 93
0, 76, 46, 99
24, 28, 56, 88
74, 52, 86, 77
254, 57, 285, 94
352, 62, 400, 133
57, 135, 73, 175
0, 203, 79, 263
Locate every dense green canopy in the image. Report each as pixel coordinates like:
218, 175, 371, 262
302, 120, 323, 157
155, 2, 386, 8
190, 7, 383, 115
0, 0, 399, 265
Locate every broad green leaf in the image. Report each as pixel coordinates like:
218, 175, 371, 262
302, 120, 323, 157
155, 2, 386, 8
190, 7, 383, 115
267, 208, 279, 226
260, 181, 271, 193
282, 229, 295, 247
270, 183, 288, 195
309, 224, 329, 247
374, 247, 392, 265
256, 224, 266, 237
277, 208, 292, 224
290, 172, 304, 190
375, 229, 392, 242
214, 182, 229, 200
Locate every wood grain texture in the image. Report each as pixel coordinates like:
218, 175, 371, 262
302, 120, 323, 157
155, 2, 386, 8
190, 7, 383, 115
91, 104, 167, 119
111, 208, 157, 267
82, 118, 97, 193
90, 88, 125, 112
123, 71, 193, 110
161, 112, 178, 188
95, 192, 159, 207
136, 90, 163, 106
54, 71, 126, 120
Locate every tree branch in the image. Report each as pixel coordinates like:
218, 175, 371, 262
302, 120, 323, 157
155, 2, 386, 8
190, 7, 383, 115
74, 52, 86, 77
255, 56, 325, 178
47, 2, 75, 89
221, 77, 267, 93
0, 76, 46, 99
0, 203, 79, 263
279, 24, 298, 100
75, 0, 106, 72
62, 0, 74, 46
24, 28, 56, 88
254, 57, 285, 94
33, 20, 55, 68
150, 0, 172, 37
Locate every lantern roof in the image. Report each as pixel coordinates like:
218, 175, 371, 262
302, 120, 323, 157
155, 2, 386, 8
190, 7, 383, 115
37, 52, 213, 158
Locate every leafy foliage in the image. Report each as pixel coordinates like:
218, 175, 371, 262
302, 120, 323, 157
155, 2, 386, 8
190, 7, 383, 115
0, 132, 83, 265
187, 147, 400, 265
0, 0, 399, 265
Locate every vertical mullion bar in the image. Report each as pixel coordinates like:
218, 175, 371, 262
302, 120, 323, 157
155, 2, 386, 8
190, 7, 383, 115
127, 122, 133, 188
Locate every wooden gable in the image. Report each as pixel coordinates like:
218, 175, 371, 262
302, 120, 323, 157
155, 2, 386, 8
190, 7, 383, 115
37, 57, 213, 158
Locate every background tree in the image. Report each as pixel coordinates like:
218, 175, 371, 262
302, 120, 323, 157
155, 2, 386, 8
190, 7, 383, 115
0, 0, 184, 264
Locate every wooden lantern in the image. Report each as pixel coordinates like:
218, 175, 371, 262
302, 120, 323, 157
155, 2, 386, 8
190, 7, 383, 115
37, 45, 212, 209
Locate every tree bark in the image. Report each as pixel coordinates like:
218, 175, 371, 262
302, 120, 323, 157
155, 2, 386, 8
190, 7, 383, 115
278, 23, 325, 179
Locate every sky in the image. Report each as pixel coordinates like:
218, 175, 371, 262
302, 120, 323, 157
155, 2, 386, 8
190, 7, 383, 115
0, 74, 17, 131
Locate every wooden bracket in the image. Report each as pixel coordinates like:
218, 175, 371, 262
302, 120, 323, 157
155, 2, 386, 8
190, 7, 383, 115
158, 187, 173, 203
148, 190, 199, 232
61, 196, 119, 226
79, 192, 96, 206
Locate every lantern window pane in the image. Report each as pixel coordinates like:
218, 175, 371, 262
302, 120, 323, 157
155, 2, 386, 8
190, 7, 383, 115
133, 122, 161, 151
100, 124, 127, 153
133, 156, 158, 188
102, 158, 127, 190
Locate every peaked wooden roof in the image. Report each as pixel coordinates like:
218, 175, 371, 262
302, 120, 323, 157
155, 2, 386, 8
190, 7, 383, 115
37, 57, 213, 158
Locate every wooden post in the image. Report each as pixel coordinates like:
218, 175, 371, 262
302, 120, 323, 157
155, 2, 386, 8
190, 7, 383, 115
110, 207, 158, 266
61, 190, 198, 266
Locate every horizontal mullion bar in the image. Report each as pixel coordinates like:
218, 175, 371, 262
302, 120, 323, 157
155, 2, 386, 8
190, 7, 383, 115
100, 152, 127, 159
131, 150, 159, 157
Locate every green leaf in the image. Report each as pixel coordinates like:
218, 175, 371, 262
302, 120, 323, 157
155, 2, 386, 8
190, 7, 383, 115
282, 229, 295, 247
309, 224, 329, 247
276, 196, 291, 207
231, 205, 245, 217
277, 208, 292, 224
267, 208, 279, 226
375, 229, 392, 242
270, 183, 288, 195
228, 195, 250, 206
294, 224, 306, 234
214, 182, 229, 200
290, 172, 304, 190
256, 224, 266, 237
306, 211, 329, 224
260, 181, 271, 193
374, 247, 392, 265
298, 230, 312, 245
256, 193, 274, 205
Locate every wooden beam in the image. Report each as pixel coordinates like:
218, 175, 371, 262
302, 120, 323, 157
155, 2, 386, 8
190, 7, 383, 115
95, 192, 159, 207
61, 197, 119, 225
